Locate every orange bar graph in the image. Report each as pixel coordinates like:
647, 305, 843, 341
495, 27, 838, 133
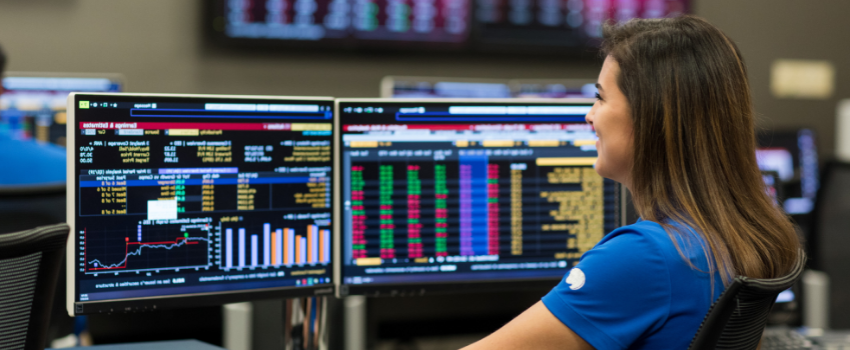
308, 226, 315, 263
319, 230, 325, 263
284, 229, 290, 265
271, 231, 277, 265
296, 235, 302, 264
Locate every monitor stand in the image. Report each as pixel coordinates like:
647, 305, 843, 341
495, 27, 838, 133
223, 302, 253, 350
344, 296, 367, 350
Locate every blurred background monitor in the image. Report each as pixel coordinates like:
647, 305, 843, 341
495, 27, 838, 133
509, 78, 597, 98
207, 0, 691, 54
380, 76, 512, 98
757, 128, 819, 216
380, 76, 599, 99
0, 72, 124, 187
761, 170, 783, 207
335, 98, 623, 297
2, 72, 124, 147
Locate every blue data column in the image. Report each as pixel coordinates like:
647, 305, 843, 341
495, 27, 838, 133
238, 228, 246, 267
263, 223, 271, 266
275, 229, 284, 266
225, 228, 233, 268
460, 150, 490, 255
251, 235, 258, 266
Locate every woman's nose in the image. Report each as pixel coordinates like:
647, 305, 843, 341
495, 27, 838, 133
585, 105, 596, 125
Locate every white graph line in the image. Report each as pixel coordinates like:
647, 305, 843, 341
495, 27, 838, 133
87, 236, 213, 270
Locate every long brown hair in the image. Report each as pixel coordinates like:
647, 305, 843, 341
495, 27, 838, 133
601, 16, 800, 284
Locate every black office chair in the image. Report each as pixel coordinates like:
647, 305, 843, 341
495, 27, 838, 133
0, 223, 70, 350
687, 249, 806, 350
0, 183, 65, 234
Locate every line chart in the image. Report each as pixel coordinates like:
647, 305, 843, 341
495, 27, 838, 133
87, 236, 213, 271
84, 222, 218, 274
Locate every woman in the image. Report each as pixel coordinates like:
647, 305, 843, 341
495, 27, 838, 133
463, 16, 801, 350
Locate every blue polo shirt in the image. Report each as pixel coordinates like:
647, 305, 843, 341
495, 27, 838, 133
542, 220, 725, 350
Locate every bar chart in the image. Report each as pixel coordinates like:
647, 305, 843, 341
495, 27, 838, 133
221, 223, 330, 269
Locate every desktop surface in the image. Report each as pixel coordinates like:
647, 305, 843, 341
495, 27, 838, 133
67, 93, 335, 315
336, 99, 622, 296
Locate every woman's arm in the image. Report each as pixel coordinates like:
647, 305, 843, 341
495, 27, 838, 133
461, 301, 595, 350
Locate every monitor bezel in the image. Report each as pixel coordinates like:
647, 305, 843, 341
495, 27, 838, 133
66, 92, 336, 316
333, 97, 625, 297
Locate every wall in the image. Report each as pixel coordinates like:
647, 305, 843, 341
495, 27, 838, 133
697, 1, 849, 157
1, 0, 845, 154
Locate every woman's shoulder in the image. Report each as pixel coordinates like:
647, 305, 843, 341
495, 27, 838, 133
598, 219, 705, 260
599, 220, 671, 246
597, 219, 713, 274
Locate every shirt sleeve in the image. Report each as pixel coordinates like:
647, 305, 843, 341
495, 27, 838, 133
541, 229, 671, 350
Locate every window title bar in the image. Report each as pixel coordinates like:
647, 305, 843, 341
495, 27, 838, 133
446, 106, 592, 115
205, 103, 320, 112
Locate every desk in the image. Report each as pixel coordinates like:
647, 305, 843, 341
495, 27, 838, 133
52, 339, 225, 350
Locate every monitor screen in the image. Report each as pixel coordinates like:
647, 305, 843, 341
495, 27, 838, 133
67, 93, 335, 315
0, 73, 124, 186
216, 0, 469, 48
2, 73, 123, 146
335, 98, 623, 296
474, 0, 689, 49
757, 129, 819, 215
381, 76, 512, 98
509, 79, 597, 98
209, 0, 690, 53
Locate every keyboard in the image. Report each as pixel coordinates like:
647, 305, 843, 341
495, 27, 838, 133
763, 328, 812, 350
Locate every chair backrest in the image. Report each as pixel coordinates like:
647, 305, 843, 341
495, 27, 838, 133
0, 184, 65, 234
687, 249, 806, 350
0, 223, 69, 350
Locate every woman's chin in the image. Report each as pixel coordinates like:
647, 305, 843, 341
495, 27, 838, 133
593, 162, 607, 178
593, 161, 617, 181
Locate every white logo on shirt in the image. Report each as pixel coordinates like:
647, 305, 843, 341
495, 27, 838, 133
566, 268, 585, 290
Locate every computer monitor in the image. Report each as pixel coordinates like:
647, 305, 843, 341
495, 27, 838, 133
334, 98, 624, 296
757, 129, 819, 215
209, 0, 690, 54
66, 93, 335, 315
380, 76, 512, 99
509, 79, 598, 99
761, 170, 783, 207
